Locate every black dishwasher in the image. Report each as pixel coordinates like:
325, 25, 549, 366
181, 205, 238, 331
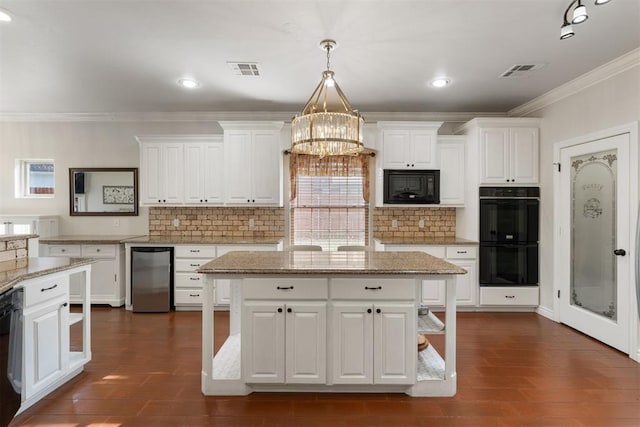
1, 287, 22, 425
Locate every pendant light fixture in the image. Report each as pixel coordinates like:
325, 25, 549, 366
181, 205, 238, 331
560, 0, 612, 40
290, 39, 364, 157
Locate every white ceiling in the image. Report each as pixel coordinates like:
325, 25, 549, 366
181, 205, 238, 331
0, 0, 638, 116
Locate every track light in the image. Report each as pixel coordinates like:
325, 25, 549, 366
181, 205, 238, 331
560, 0, 612, 40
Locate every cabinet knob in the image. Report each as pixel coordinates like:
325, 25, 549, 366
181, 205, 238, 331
252, 199, 255, 203
287, 308, 292, 313
200, 199, 203, 203
277, 308, 283, 313
406, 164, 410, 167
247, 199, 250, 203
158, 199, 161, 203
96, 249, 100, 252
376, 308, 381, 314
61, 302, 68, 308
204, 199, 208, 202
411, 164, 415, 167
367, 308, 372, 314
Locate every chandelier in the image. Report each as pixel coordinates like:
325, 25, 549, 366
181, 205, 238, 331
290, 39, 364, 157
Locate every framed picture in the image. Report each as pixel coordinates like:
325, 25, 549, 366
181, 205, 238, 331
102, 185, 134, 204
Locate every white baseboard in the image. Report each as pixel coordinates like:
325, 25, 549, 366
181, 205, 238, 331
535, 305, 555, 321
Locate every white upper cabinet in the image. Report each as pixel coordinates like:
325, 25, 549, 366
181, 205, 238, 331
477, 124, 539, 185
378, 121, 443, 170
438, 136, 465, 205
220, 121, 284, 205
138, 139, 184, 205
183, 137, 225, 204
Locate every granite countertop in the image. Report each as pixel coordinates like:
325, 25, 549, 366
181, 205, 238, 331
374, 237, 478, 245
0, 257, 94, 295
198, 250, 466, 276
40, 235, 146, 244
123, 235, 284, 245
1, 234, 38, 242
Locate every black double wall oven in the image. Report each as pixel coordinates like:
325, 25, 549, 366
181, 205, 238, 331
479, 187, 540, 287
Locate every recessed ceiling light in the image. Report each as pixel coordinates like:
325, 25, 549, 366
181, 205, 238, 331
0, 8, 12, 22
178, 78, 200, 89
431, 78, 450, 88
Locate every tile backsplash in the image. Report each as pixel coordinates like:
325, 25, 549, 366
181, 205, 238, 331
0, 237, 28, 262
149, 207, 285, 238
373, 207, 456, 239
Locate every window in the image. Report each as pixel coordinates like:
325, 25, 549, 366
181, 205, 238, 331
15, 160, 55, 198
289, 154, 371, 251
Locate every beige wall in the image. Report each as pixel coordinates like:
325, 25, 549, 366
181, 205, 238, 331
525, 63, 640, 311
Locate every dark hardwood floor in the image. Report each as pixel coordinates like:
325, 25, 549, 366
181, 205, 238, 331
10, 308, 640, 427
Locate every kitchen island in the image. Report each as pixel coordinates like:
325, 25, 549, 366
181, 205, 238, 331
198, 250, 466, 397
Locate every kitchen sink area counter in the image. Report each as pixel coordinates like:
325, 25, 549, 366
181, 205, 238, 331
198, 250, 466, 397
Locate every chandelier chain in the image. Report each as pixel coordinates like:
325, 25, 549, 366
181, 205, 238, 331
326, 44, 331, 71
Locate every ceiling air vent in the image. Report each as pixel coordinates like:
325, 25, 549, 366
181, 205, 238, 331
227, 62, 260, 76
499, 63, 545, 78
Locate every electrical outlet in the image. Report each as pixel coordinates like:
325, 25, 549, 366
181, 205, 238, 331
391, 219, 398, 228
249, 218, 255, 228
113, 219, 120, 227
172, 218, 180, 227
418, 219, 425, 228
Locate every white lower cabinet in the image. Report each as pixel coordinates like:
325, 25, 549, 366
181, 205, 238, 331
23, 281, 69, 399
41, 243, 125, 307
174, 245, 216, 309
242, 301, 326, 384
331, 302, 415, 385
17, 264, 92, 414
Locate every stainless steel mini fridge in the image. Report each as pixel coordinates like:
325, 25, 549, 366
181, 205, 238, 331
131, 247, 173, 312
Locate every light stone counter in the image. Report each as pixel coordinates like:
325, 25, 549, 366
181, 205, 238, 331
198, 250, 466, 276
374, 237, 478, 246
0, 257, 94, 295
123, 235, 283, 245
0, 234, 38, 243
40, 234, 145, 244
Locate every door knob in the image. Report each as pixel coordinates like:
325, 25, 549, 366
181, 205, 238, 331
613, 249, 626, 256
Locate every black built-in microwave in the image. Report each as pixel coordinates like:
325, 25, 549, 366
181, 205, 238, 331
383, 169, 440, 204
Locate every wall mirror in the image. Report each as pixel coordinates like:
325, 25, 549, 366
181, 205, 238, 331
69, 168, 139, 216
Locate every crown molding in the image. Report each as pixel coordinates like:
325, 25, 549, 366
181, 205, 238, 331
0, 110, 504, 124
509, 47, 640, 117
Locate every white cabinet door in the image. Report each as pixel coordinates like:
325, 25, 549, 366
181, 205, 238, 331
438, 139, 465, 205
480, 128, 510, 184
23, 297, 69, 399
382, 130, 411, 169
215, 279, 231, 305
411, 130, 437, 169
331, 303, 373, 384
184, 141, 225, 204
510, 128, 539, 184
224, 131, 253, 204
373, 303, 415, 385
90, 259, 117, 303
242, 302, 285, 383
251, 131, 281, 204
139, 142, 184, 204
285, 302, 326, 384
450, 260, 477, 306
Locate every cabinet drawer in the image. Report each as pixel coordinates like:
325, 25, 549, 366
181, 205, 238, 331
175, 272, 204, 288
174, 288, 204, 305
175, 245, 216, 258
243, 278, 328, 300
480, 287, 539, 306
175, 258, 210, 272
330, 278, 416, 300
445, 246, 477, 259
23, 274, 69, 308
81, 244, 116, 258
46, 245, 81, 257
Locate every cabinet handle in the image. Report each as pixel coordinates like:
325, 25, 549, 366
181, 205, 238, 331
364, 286, 382, 290
190, 249, 200, 253
190, 293, 200, 297
190, 263, 200, 267
96, 249, 101, 252
61, 302, 68, 308
456, 251, 467, 254
376, 308, 381, 314
367, 308, 372, 314
189, 277, 201, 281
41, 284, 58, 292
277, 308, 283, 313
277, 286, 294, 290
505, 295, 516, 299
287, 308, 292, 313
61, 249, 66, 252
